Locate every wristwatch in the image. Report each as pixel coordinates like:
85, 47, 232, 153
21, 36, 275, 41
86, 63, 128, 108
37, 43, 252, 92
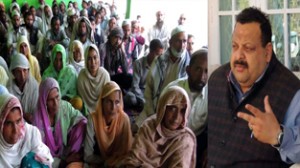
273, 125, 284, 148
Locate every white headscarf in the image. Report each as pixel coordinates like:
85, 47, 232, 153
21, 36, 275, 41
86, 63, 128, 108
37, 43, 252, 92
7, 53, 39, 114
69, 40, 85, 74
77, 44, 110, 113
0, 93, 53, 167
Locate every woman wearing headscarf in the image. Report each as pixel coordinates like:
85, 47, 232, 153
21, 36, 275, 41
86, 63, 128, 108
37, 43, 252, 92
69, 40, 85, 74
17, 35, 42, 83
84, 81, 132, 167
42, 44, 78, 100
0, 93, 53, 168
77, 44, 110, 115
124, 86, 196, 168
33, 77, 87, 168
7, 53, 39, 123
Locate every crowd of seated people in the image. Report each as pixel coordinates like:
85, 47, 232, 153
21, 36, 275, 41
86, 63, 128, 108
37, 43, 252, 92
0, 0, 205, 167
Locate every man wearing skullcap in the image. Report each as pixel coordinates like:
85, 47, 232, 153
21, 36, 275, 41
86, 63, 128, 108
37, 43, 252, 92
135, 26, 190, 128
7, 10, 27, 56
65, 8, 78, 38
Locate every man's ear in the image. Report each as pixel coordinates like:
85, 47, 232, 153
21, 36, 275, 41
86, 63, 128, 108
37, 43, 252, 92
265, 42, 273, 62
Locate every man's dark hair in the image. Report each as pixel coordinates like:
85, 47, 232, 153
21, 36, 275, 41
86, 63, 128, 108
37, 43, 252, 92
24, 11, 33, 20
51, 15, 60, 26
89, 16, 95, 23
29, 6, 35, 11
149, 39, 163, 52
190, 48, 207, 67
21, 3, 29, 15
236, 7, 272, 47
188, 34, 194, 39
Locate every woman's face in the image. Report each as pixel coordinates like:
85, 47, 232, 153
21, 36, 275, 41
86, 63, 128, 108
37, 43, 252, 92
54, 52, 63, 72
162, 103, 187, 130
87, 48, 99, 76
73, 45, 82, 62
2, 107, 23, 144
102, 91, 120, 122
46, 88, 60, 116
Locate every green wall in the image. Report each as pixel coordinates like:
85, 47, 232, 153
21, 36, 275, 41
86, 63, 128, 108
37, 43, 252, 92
1, 0, 82, 13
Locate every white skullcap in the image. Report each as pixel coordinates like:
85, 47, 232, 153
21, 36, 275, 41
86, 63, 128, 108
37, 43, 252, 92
11, 10, 20, 18
122, 19, 130, 27
67, 8, 76, 16
171, 25, 186, 38
92, 3, 98, 10
83, 0, 89, 3
10, 53, 30, 71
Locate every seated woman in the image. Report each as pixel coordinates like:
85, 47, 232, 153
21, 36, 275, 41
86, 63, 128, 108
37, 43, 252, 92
77, 44, 110, 115
84, 81, 132, 167
124, 86, 196, 167
33, 77, 87, 168
42, 44, 78, 101
0, 93, 53, 168
69, 40, 85, 75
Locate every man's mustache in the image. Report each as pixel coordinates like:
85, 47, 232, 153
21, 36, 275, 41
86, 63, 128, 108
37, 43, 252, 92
234, 60, 248, 68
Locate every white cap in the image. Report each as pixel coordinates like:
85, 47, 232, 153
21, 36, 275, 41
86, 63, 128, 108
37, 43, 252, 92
122, 19, 130, 27
11, 10, 20, 17
171, 25, 186, 38
67, 8, 76, 16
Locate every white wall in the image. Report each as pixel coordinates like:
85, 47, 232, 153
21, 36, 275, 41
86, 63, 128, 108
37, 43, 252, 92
129, 0, 208, 50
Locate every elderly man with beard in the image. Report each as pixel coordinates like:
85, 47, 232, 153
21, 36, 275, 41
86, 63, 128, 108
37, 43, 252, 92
135, 26, 190, 127
167, 48, 208, 167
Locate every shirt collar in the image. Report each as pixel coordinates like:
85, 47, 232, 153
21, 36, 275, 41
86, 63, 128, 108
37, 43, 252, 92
229, 63, 269, 102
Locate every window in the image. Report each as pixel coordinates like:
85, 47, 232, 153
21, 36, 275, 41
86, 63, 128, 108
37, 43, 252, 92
209, 0, 300, 74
